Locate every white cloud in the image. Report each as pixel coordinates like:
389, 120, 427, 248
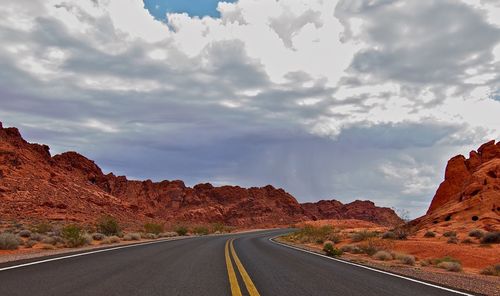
1, 0, 500, 216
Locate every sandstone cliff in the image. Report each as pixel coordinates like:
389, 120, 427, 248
0, 122, 401, 227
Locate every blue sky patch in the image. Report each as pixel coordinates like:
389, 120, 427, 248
143, 0, 237, 21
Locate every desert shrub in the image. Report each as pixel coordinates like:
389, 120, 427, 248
290, 225, 339, 244
18, 229, 32, 238
40, 244, 56, 250
193, 226, 210, 235
373, 250, 393, 261
97, 216, 120, 236
420, 259, 431, 267
393, 227, 410, 240
0, 233, 20, 250
447, 237, 458, 244
323, 242, 343, 257
144, 223, 164, 235
382, 231, 396, 239
437, 261, 462, 272
101, 235, 120, 245
29, 233, 45, 241
92, 233, 106, 241
443, 231, 456, 237
33, 222, 52, 234
41, 236, 56, 245
211, 222, 227, 233
469, 229, 484, 239
424, 231, 436, 238
159, 232, 178, 238
61, 225, 88, 248
351, 230, 378, 242
396, 254, 415, 265
142, 233, 158, 239
432, 256, 461, 265
359, 244, 378, 256
340, 244, 363, 254
480, 232, 500, 244
123, 233, 141, 241
480, 264, 500, 276
83, 234, 93, 245
174, 225, 188, 236
461, 238, 473, 244
25, 240, 37, 248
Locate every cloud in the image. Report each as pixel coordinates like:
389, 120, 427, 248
0, 0, 499, 218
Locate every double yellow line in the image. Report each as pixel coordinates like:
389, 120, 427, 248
225, 239, 261, 296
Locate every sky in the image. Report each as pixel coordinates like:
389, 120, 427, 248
1, 0, 499, 218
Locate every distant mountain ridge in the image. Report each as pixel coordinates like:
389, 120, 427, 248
0, 122, 402, 227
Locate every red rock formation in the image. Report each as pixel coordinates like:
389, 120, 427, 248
0, 122, 401, 228
415, 140, 500, 232
302, 200, 402, 226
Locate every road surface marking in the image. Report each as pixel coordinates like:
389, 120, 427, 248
229, 239, 261, 296
0, 237, 189, 272
270, 237, 474, 296
225, 239, 243, 296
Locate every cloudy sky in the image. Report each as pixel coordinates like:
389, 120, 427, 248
1, 0, 499, 218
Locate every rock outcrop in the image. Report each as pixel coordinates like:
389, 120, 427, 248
414, 140, 500, 231
302, 200, 403, 226
0, 122, 401, 227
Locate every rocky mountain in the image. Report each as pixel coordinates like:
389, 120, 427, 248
0, 122, 401, 228
301, 200, 403, 226
413, 140, 500, 231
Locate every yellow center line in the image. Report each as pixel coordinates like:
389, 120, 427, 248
225, 239, 243, 296
229, 239, 261, 296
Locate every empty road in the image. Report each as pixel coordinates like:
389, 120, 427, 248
0, 229, 473, 296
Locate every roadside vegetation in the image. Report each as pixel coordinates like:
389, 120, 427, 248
0, 218, 234, 253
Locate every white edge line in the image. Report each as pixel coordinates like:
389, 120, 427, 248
269, 236, 475, 296
0, 237, 192, 272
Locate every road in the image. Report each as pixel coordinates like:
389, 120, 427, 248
0, 229, 472, 296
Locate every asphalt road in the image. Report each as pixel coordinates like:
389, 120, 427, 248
0, 229, 472, 296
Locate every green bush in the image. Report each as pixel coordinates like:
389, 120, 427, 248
480, 264, 500, 276
174, 225, 188, 236
468, 229, 484, 239
61, 225, 88, 248
144, 223, 164, 235
424, 231, 436, 238
0, 233, 20, 250
193, 226, 210, 235
97, 216, 121, 236
323, 243, 343, 257
447, 237, 458, 244
480, 232, 500, 244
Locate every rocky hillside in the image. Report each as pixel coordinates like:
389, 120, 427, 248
0, 122, 401, 227
302, 200, 403, 226
414, 140, 500, 231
